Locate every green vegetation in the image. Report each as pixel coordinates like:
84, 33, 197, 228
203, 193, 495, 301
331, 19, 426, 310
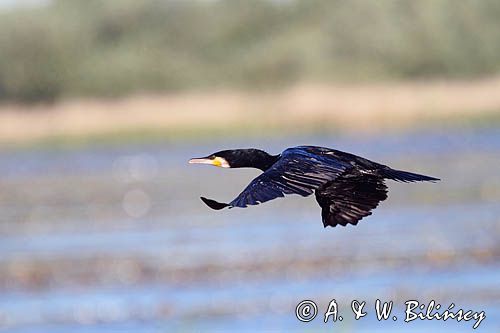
1, 0, 500, 102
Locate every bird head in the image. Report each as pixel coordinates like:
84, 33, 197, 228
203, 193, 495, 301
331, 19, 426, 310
189, 149, 278, 170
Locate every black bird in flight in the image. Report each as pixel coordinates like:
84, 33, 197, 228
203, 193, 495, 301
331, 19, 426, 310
189, 146, 439, 228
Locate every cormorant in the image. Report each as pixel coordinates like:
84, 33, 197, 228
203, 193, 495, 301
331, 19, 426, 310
189, 146, 439, 228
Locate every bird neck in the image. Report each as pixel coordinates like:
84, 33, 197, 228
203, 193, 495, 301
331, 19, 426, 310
232, 149, 280, 171
252, 153, 280, 171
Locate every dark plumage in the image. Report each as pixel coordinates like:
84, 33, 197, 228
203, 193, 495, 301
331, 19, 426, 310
189, 146, 439, 228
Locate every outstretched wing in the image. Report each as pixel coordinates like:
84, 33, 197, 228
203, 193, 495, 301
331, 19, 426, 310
229, 147, 350, 207
201, 147, 350, 210
315, 171, 388, 228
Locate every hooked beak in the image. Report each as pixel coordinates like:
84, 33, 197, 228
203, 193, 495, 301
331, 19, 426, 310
189, 156, 230, 168
188, 157, 214, 165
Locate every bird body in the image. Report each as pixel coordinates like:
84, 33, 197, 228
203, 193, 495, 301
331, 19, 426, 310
189, 146, 439, 228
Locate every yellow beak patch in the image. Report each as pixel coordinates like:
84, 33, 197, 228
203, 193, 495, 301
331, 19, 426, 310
212, 157, 230, 168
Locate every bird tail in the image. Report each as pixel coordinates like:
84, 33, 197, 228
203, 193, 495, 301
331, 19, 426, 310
200, 197, 230, 210
382, 168, 440, 183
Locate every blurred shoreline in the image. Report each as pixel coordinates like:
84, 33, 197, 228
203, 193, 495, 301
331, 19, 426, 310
1, 77, 500, 149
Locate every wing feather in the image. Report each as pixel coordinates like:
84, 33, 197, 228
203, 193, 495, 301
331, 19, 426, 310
315, 172, 388, 227
229, 147, 349, 208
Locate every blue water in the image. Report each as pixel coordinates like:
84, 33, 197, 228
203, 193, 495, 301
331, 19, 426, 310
0, 128, 499, 332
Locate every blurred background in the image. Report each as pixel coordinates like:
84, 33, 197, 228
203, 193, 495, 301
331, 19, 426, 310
0, 0, 499, 332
